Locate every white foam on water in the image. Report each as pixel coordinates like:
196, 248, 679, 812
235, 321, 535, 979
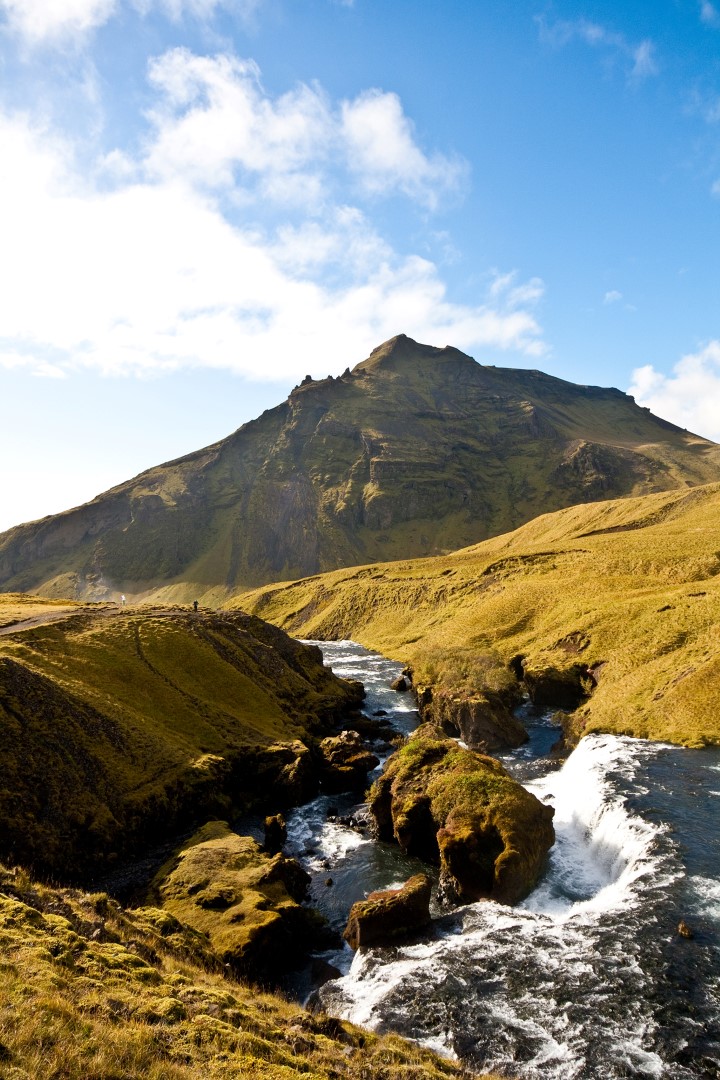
689, 874, 720, 919
523, 734, 673, 918
320, 733, 682, 1079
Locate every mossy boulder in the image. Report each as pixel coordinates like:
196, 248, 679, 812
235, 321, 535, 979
343, 873, 432, 950
369, 725, 554, 905
148, 822, 321, 982
419, 684, 528, 752
318, 729, 380, 792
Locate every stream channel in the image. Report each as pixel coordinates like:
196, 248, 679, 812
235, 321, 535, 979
280, 639, 720, 1080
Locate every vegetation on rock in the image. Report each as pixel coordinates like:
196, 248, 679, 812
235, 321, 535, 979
147, 822, 323, 983
1, 335, 718, 603
369, 725, 555, 905
239, 482, 720, 747
0, 862, 489, 1080
0, 600, 362, 879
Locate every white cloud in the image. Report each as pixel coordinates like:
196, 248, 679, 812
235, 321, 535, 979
0, 0, 260, 44
0, 93, 545, 384
0, 0, 117, 43
341, 90, 467, 208
604, 289, 622, 304
144, 50, 333, 195
143, 51, 466, 211
711, 178, 720, 197
537, 16, 658, 81
628, 342, 720, 441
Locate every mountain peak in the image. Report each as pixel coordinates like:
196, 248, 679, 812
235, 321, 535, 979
353, 335, 476, 376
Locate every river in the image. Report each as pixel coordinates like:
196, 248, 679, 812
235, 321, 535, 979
285, 640, 720, 1080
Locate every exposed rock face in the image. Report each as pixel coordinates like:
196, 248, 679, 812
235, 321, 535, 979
369, 725, 554, 905
148, 822, 321, 981
522, 662, 591, 710
318, 730, 380, 792
263, 813, 287, 855
343, 873, 433, 950
2, 334, 718, 601
418, 685, 528, 752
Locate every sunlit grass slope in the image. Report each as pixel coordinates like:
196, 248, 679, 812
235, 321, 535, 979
237, 482, 720, 747
0, 864, 487, 1080
0, 602, 361, 879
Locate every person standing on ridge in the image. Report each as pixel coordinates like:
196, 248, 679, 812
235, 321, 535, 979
193, 600, 199, 612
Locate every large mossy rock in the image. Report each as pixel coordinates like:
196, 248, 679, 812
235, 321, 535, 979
369, 725, 554, 905
318, 729, 380, 792
343, 873, 432, 950
418, 685, 528, 752
148, 821, 321, 982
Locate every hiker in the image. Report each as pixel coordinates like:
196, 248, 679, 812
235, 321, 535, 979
193, 600, 199, 612
120, 594, 126, 606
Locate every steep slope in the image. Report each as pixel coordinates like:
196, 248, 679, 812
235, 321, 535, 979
0, 864, 483, 1080
0, 599, 362, 880
1, 335, 719, 602
237, 482, 720, 747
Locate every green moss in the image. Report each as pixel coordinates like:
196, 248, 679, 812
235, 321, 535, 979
371, 725, 554, 905
0, 861, 486, 1080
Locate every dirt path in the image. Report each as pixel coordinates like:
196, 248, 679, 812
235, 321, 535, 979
0, 604, 123, 637
0, 604, 200, 637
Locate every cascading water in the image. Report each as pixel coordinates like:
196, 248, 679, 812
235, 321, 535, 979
287, 641, 720, 1079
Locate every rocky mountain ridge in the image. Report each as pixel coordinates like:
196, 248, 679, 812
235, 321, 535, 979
2, 334, 719, 602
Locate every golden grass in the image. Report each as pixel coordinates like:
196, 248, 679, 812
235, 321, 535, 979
236, 482, 720, 746
0, 863, 493, 1080
0, 604, 360, 878
0, 593, 83, 628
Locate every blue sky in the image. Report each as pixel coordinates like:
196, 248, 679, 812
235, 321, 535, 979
2, 0, 720, 531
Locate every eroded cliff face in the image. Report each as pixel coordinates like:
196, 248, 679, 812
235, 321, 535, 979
2, 334, 719, 601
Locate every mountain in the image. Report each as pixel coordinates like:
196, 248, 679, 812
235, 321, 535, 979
237, 481, 720, 747
2, 334, 719, 602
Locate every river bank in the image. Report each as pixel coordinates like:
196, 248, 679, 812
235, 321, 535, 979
288, 640, 720, 1080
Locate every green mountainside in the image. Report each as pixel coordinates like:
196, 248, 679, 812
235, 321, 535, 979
2, 335, 719, 602
237, 481, 720, 747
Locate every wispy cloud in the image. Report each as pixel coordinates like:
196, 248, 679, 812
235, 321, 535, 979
603, 289, 623, 305
537, 15, 658, 82
700, 1, 720, 28
628, 342, 720, 441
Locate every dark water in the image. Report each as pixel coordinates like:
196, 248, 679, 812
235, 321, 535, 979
290, 641, 720, 1080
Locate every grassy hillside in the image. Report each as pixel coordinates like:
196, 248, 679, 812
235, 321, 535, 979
237, 482, 720, 747
0, 862, 489, 1080
1, 335, 719, 603
0, 600, 362, 879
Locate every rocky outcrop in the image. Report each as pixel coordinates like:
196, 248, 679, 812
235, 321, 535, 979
522, 662, 592, 710
343, 873, 432, 950
369, 725, 554, 905
263, 813, 287, 855
148, 822, 323, 982
318, 730, 380, 792
418, 684, 528, 752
